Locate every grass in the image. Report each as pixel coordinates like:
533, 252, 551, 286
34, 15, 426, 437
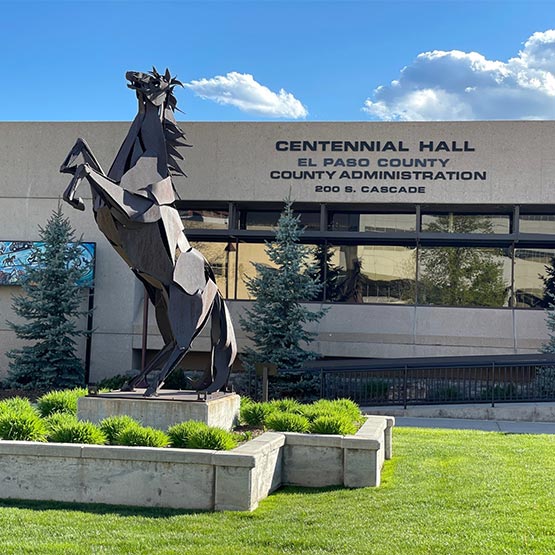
0, 427, 554, 554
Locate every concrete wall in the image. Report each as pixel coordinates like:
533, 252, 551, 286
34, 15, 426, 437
1, 122, 553, 383
0, 416, 392, 511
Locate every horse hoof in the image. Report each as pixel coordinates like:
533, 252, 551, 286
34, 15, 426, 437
143, 386, 159, 397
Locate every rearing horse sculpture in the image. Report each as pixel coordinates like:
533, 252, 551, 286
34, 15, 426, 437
60, 68, 236, 396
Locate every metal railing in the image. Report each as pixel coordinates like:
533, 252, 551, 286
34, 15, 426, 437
318, 354, 555, 407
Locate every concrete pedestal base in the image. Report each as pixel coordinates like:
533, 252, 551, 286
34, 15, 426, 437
77, 390, 240, 431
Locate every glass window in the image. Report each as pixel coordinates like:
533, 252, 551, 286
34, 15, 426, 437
180, 209, 229, 229
234, 241, 317, 300
519, 215, 555, 235
329, 212, 415, 232
189, 241, 236, 298
418, 246, 511, 307
240, 210, 320, 231
421, 213, 510, 234
325, 245, 416, 304
514, 248, 555, 308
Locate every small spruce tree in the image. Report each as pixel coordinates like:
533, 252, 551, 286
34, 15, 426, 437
542, 257, 555, 307
6, 205, 89, 389
310, 244, 343, 302
240, 199, 327, 371
539, 287, 555, 394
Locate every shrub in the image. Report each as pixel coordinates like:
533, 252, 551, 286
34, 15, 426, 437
265, 411, 310, 433
115, 425, 170, 448
327, 399, 363, 421
240, 401, 276, 426
99, 415, 141, 445
45, 412, 79, 435
167, 420, 209, 448
268, 398, 302, 413
365, 379, 390, 401
96, 374, 133, 391
310, 415, 358, 435
0, 396, 37, 417
301, 399, 363, 425
312, 399, 362, 419
47, 420, 106, 445
235, 430, 253, 443
37, 388, 88, 417
0, 411, 47, 441
187, 427, 238, 451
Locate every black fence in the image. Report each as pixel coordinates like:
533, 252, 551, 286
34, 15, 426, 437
318, 354, 555, 407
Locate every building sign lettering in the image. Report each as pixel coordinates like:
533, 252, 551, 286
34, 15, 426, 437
271, 139, 487, 195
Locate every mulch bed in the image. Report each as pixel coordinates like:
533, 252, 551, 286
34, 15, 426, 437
0, 389, 47, 402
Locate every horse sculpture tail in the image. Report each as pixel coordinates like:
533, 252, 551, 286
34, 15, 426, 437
205, 293, 237, 393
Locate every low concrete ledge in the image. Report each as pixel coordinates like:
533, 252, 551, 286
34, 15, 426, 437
0, 415, 393, 511
360, 415, 395, 459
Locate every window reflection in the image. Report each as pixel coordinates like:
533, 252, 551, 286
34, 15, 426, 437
180, 209, 229, 229
421, 213, 510, 234
329, 212, 415, 232
514, 248, 555, 308
240, 211, 320, 231
519, 215, 555, 235
326, 245, 416, 304
418, 247, 511, 307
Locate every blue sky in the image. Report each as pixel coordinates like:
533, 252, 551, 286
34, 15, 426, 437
2, 0, 555, 121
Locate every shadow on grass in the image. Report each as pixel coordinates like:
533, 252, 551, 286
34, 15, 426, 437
0, 497, 208, 518
0, 486, 349, 518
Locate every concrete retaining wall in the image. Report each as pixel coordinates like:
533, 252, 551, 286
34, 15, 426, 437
0, 416, 393, 511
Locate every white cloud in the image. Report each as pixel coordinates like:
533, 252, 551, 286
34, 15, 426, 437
363, 30, 555, 121
185, 72, 308, 119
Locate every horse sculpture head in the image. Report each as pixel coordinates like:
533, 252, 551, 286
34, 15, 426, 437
126, 67, 183, 110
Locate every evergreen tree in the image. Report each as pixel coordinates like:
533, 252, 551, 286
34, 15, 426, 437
538, 291, 555, 394
6, 205, 89, 389
240, 199, 327, 370
542, 292, 555, 354
310, 243, 343, 302
542, 257, 555, 307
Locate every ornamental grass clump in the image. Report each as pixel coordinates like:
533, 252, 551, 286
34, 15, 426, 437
99, 415, 141, 445
0, 397, 38, 417
268, 398, 303, 414
0, 411, 47, 441
265, 411, 310, 433
301, 399, 362, 422
167, 420, 209, 448
187, 427, 238, 451
310, 414, 358, 435
45, 412, 79, 437
240, 401, 276, 426
37, 388, 88, 417
47, 420, 106, 445
115, 425, 170, 448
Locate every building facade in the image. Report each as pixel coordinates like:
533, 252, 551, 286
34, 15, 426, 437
1, 121, 554, 382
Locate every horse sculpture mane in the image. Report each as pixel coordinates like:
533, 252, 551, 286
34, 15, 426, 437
60, 68, 236, 396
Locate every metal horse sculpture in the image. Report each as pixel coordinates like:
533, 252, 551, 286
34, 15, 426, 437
60, 68, 237, 396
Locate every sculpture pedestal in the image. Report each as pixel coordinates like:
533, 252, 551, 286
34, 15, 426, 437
77, 390, 240, 431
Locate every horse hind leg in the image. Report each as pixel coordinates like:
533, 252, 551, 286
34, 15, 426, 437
204, 294, 237, 394
144, 283, 212, 396
144, 344, 190, 397
120, 341, 175, 391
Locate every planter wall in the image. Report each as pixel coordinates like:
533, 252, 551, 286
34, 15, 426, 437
0, 415, 394, 512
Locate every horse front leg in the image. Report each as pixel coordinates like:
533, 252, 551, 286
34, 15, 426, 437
62, 164, 87, 211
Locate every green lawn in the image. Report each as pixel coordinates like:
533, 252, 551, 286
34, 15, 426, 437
1, 427, 554, 554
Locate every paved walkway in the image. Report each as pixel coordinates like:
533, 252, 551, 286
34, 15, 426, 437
361, 402, 555, 434
392, 416, 555, 434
